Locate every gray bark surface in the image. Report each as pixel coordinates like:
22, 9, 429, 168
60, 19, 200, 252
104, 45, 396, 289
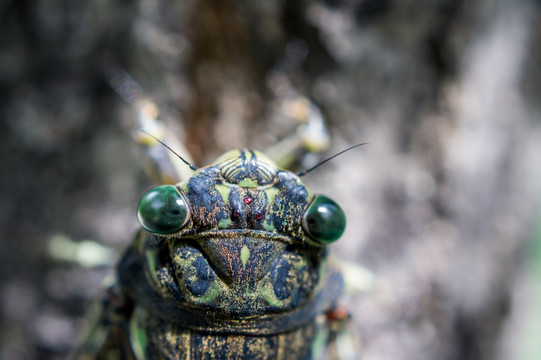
1, 0, 541, 359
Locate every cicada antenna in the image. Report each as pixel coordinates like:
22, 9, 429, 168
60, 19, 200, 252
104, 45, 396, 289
138, 129, 199, 171
296, 143, 368, 177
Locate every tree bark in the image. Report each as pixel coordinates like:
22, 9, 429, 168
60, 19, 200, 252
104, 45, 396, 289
1, 0, 540, 359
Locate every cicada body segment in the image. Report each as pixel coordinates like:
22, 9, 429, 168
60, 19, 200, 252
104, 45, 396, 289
72, 149, 347, 359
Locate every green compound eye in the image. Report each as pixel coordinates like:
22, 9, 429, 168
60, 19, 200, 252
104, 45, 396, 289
137, 185, 189, 234
302, 195, 346, 244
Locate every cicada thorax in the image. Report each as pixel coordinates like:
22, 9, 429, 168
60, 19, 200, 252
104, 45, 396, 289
120, 149, 345, 359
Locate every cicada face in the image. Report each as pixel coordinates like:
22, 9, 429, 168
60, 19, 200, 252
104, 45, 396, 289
134, 149, 346, 317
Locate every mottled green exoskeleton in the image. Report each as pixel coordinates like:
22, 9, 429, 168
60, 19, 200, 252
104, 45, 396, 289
70, 68, 352, 359
72, 149, 347, 360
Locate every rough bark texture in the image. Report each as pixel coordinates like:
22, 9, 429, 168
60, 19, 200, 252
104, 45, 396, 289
1, 0, 541, 359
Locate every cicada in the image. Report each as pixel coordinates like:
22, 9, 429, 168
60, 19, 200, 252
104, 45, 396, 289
71, 70, 354, 360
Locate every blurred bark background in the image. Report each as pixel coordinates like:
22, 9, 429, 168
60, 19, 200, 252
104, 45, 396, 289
1, 0, 541, 359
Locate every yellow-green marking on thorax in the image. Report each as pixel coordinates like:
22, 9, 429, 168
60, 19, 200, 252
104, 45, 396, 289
215, 184, 231, 202
238, 178, 258, 188
264, 187, 279, 205
240, 245, 250, 268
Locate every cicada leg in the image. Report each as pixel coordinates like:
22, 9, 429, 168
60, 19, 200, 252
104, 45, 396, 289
311, 260, 375, 360
107, 66, 195, 185
264, 72, 331, 170
311, 304, 364, 360
69, 276, 136, 360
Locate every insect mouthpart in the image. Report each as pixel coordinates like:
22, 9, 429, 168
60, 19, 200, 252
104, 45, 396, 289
182, 230, 293, 286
